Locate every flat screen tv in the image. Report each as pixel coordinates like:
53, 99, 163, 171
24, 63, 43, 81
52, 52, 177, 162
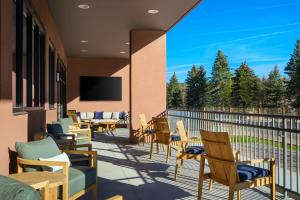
80, 76, 122, 101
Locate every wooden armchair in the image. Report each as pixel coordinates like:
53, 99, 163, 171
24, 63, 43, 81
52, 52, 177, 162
174, 120, 205, 180
16, 137, 98, 200
150, 117, 179, 163
138, 113, 155, 145
67, 110, 92, 129
198, 130, 275, 200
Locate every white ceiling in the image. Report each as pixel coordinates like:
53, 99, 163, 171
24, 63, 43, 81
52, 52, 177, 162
47, 0, 201, 58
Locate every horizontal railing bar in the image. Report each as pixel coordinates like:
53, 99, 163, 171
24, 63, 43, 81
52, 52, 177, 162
168, 114, 300, 134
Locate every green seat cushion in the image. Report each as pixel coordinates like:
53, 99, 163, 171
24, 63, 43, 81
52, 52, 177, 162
15, 137, 61, 172
58, 118, 74, 133
0, 175, 41, 200
68, 166, 97, 196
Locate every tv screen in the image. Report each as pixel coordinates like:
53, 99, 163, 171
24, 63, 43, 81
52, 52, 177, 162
80, 76, 122, 101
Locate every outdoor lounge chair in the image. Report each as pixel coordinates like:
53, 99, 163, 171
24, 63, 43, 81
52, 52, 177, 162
198, 130, 275, 200
138, 113, 155, 145
15, 137, 97, 200
174, 120, 206, 180
150, 117, 180, 163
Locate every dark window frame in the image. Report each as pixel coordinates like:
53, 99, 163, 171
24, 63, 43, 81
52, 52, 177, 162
15, 0, 23, 108
48, 46, 55, 108
39, 34, 46, 106
26, 13, 33, 107
33, 24, 40, 107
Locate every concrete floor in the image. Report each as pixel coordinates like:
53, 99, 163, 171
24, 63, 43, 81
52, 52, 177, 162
81, 128, 287, 200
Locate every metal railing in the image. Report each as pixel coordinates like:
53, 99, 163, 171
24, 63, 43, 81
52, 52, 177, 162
168, 108, 300, 198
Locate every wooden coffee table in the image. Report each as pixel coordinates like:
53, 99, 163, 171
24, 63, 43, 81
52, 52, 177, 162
9, 171, 65, 200
98, 121, 116, 134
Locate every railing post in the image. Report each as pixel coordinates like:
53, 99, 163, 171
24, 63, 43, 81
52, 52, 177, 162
283, 116, 288, 199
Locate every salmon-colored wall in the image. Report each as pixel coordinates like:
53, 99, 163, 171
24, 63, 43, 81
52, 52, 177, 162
67, 58, 130, 112
0, 0, 66, 174
130, 30, 167, 141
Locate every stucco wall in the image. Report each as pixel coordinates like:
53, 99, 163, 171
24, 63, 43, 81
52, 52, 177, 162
130, 30, 167, 141
0, 0, 66, 174
67, 58, 130, 112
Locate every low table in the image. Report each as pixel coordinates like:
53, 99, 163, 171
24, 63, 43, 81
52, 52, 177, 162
98, 121, 116, 134
9, 171, 65, 200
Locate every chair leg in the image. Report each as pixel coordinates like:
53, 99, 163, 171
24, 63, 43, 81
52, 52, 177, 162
179, 159, 184, 174
198, 156, 205, 200
237, 190, 241, 200
208, 179, 213, 191
270, 179, 275, 200
174, 158, 180, 180
150, 141, 154, 159
92, 184, 97, 200
166, 145, 170, 163
228, 187, 234, 200
156, 143, 159, 154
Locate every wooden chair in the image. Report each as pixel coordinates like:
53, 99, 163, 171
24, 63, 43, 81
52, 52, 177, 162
16, 137, 98, 200
138, 113, 154, 145
198, 130, 275, 200
67, 110, 92, 129
106, 195, 123, 200
174, 120, 205, 180
150, 117, 179, 163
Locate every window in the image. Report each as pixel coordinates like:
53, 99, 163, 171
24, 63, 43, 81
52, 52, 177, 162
15, 0, 23, 108
48, 46, 55, 107
26, 13, 33, 107
39, 34, 46, 106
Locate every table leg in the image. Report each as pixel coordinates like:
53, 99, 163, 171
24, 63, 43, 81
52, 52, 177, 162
49, 187, 57, 200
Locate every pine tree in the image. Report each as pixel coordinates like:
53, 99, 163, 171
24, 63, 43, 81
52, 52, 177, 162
167, 73, 183, 108
285, 40, 300, 112
266, 66, 285, 107
231, 62, 258, 108
185, 65, 207, 108
208, 50, 232, 108
256, 76, 268, 108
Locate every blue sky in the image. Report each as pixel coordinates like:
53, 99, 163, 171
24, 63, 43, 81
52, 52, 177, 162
167, 0, 300, 82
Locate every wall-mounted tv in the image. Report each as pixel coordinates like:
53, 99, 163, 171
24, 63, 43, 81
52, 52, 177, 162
80, 76, 122, 101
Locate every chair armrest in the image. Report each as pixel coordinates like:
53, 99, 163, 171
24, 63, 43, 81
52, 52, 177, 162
64, 143, 92, 151
233, 150, 240, 161
17, 157, 69, 175
62, 150, 97, 168
106, 195, 123, 200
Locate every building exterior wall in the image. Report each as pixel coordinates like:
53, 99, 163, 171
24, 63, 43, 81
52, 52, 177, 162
130, 30, 167, 142
0, 0, 66, 174
67, 58, 130, 112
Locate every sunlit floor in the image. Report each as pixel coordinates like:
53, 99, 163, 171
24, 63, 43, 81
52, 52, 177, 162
81, 128, 286, 200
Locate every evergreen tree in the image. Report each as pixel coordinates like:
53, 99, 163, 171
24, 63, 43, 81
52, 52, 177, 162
208, 50, 232, 108
285, 40, 300, 111
231, 62, 258, 108
185, 65, 207, 108
266, 66, 285, 107
256, 76, 268, 108
167, 73, 183, 108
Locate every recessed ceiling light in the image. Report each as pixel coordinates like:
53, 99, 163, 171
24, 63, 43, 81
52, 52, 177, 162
78, 4, 90, 9
120, 51, 126, 54
148, 9, 159, 14
125, 42, 130, 45
80, 40, 88, 43
81, 49, 88, 53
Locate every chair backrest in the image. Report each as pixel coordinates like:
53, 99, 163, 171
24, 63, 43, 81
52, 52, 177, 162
200, 130, 237, 186
176, 120, 188, 141
139, 114, 148, 129
152, 117, 171, 145
67, 110, 80, 124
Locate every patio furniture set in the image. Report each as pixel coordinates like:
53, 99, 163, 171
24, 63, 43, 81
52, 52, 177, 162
139, 113, 276, 200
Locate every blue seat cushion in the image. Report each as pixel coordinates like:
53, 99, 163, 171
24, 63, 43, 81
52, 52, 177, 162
119, 112, 125, 120
144, 129, 155, 134
68, 154, 90, 166
185, 146, 205, 154
94, 112, 103, 119
47, 124, 64, 136
237, 165, 270, 182
171, 134, 181, 141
